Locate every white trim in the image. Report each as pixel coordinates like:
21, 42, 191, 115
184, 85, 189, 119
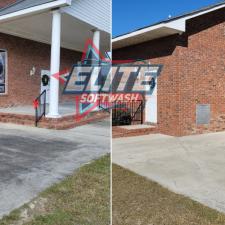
112, 3, 225, 45
145, 78, 157, 123
40, 70, 50, 104
179, 3, 225, 23
0, 49, 8, 96
0, 0, 71, 23
113, 23, 184, 43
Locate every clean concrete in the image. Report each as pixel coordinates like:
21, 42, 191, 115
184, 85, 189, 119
0, 119, 110, 218
119, 124, 155, 130
113, 132, 225, 213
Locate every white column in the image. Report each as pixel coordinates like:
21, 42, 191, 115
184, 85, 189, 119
92, 30, 100, 52
91, 30, 101, 111
47, 10, 61, 118
91, 29, 100, 92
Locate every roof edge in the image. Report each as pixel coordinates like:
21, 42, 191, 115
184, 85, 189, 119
0, 0, 71, 23
113, 1, 225, 46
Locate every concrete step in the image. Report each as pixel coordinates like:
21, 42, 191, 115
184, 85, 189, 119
112, 124, 158, 138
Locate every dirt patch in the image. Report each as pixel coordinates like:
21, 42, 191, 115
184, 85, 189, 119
0, 155, 110, 225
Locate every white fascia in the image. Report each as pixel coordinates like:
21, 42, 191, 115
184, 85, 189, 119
112, 20, 186, 44
0, 0, 72, 23
183, 3, 225, 22
113, 3, 225, 43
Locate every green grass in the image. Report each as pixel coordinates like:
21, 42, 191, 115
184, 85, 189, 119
0, 155, 110, 225
112, 164, 225, 225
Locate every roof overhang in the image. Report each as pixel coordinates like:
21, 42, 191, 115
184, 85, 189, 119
112, 2, 225, 49
113, 20, 185, 50
0, 0, 110, 53
0, 0, 72, 23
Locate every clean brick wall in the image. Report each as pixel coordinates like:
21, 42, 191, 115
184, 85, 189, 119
113, 8, 225, 136
0, 32, 81, 107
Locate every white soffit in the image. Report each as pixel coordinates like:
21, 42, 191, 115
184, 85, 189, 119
0, 0, 110, 52
0, 12, 110, 52
0, 0, 71, 23
112, 3, 225, 49
112, 22, 185, 49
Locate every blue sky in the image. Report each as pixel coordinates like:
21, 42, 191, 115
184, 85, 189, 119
113, 0, 223, 37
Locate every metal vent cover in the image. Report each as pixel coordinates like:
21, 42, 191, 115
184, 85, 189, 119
196, 104, 210, 125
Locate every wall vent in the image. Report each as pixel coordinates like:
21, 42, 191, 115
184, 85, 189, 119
196, 104, 210, 125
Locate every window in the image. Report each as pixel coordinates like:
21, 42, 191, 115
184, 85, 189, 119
0, 50, 7, 95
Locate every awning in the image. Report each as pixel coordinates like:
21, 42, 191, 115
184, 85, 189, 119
0, 0, 110, 52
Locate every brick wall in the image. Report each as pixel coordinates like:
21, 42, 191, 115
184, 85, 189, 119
113, 8, 225, 136
0, 32, 81, 107
0, 0, 17, 8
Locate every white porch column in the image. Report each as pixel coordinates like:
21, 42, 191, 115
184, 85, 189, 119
92, 30, 100, 110
92, 29, 100, 78
47, 10, 61, 118
92, 29, 100, 53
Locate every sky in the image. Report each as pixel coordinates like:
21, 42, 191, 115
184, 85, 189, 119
112, 0, 223, 37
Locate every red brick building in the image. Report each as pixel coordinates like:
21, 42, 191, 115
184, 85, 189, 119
0, 0, 17, 8
0, 0, 110, 126
112, 2, 225, 136
0, 32, 81, 107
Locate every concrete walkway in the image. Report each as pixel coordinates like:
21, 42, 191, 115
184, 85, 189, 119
0, 101, 76, 116
0, 119, 110, 218
113, 132, 225, 213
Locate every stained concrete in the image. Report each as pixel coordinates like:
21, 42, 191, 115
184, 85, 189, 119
0, 101, 76, 116
113, 132, 225, 213
0, 119, 110, 218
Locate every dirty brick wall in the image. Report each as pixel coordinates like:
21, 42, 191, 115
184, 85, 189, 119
113, 8, 225, 136
0, 0, 17, 8
0, 33, 81, 107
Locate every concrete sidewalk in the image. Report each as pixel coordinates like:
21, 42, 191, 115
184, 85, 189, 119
0, 101, 76, 116
113, 132, 225, 213
0, 119, 110, 218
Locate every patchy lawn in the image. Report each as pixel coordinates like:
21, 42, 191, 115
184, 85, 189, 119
112, 164, 225, 225
0, 155, 110, 225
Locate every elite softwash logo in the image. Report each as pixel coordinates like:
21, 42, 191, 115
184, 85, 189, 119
59, 39, 162, 121
63, 64, 162, 95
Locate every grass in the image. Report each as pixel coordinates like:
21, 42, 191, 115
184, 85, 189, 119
0, 155, 110, 225
112, 164, 225, 225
